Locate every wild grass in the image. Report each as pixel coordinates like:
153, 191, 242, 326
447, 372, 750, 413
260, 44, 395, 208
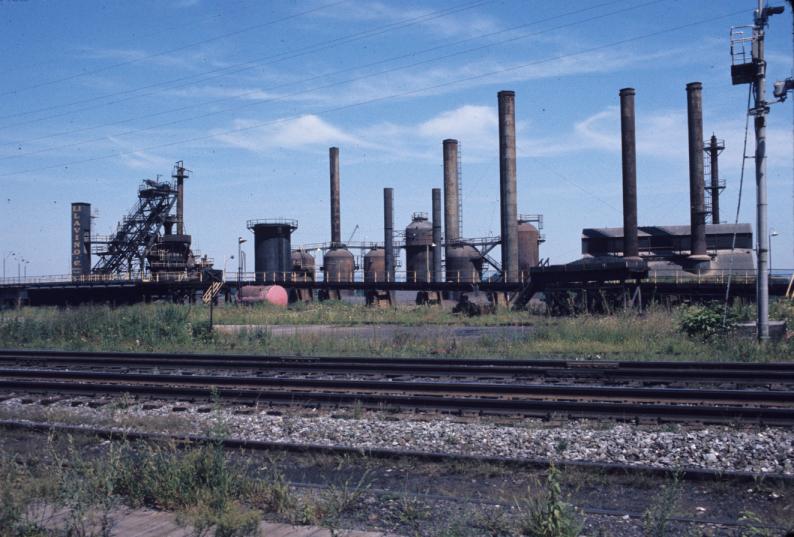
0, 300, 792, 361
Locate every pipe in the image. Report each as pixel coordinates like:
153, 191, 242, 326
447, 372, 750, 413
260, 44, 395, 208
708, 134, 721, 224
619, 88, 639, 259
432, 188, 443, 283
686, 82, 708, 259
174, 161, 187, 235
443, 139, 460, 247
383, 188, 394, 281
329, 147, 341, 245
498, 90, 519, 282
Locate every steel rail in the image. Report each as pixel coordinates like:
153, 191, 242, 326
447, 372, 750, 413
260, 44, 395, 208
1, 368, 792, 405
1, 419, 792, 486
2, 350, 794, 385
3, 348, 794, 370
2, 378, 794, 425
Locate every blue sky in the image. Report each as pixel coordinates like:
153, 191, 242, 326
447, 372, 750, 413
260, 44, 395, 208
1, 0, 792, 277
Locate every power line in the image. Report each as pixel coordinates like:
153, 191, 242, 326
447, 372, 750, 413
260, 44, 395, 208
1, 0, 662, 161
0, 8, 745, 179
0, 1, 258, 77
0, 0, 490, 124
0, 0, 349, 97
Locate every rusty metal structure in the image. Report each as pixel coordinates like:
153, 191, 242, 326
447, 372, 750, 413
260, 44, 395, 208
704, 135, 726, 224
91, 164, 202, 277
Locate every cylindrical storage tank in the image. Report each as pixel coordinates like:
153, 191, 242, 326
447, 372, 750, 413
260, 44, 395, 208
291, 249, 315, 281
445, 243, 482, 283
323, 247, 355, 283
404, 214, 434, 283
518, 220, 540, 280
239, 285, 289, 306
363, 246, 386, 283
247, 219, 298, 283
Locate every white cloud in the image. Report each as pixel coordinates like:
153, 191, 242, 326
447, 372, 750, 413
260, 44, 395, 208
215, 114, 366, 152
418, 105, 497, 146
107, 136, 172, 171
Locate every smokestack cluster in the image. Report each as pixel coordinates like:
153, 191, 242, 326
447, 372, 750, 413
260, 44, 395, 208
619, 88, 639, 259
329, 147, 341, 245
498, 90, 519, 282
686, 82, 708, 260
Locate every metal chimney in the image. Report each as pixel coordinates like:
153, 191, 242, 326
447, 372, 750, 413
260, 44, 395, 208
498, 90, 519, 282
707, 134, 722, 224
619, 88, 639, 259
432, 188, 443, 282
172, 161, 188, 235
383, 187, 394, 281
686, 82, 708, 260
329, 147, 341, 245
443, 139, 460, 245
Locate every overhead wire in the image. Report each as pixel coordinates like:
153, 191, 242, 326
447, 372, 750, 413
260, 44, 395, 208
1, 0, 628, 149
722, 85, 753, 327
0, 0, 349, 97
0, 0, 261, 77
0, 8, 746, 179
1, 0, 657, 161
0, 0, 491, 124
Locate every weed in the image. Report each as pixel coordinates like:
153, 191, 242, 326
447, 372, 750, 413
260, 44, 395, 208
514, 464, 582, 537
642, 474, 681, 537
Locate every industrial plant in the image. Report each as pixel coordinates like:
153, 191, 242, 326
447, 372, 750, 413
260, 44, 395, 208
1, 80, 781, 314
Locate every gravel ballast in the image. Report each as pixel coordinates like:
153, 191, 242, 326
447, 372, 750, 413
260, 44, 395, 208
1, 396, 792, 475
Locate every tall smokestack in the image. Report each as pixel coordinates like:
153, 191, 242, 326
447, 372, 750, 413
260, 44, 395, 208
329, 147, 341, 245
708, 134, 721, 224
619, 88, 639, 259
498, 90, 519, 282
443, 139, 460, 246
383, 188, 394, 281
173, 161, 188, 235
686, 82, 708, 260
432, 188, 442, 283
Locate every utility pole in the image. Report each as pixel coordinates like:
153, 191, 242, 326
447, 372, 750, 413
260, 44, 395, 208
731, 1, 785, 340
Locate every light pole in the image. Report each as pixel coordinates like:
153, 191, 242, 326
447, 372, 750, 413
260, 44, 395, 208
769, 230, 779, 276
238, 237, 247, 301
2, 252, 14, 281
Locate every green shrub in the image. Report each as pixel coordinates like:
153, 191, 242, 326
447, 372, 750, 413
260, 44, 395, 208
679, 305, 725, 339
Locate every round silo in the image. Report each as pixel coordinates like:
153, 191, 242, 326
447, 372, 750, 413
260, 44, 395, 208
518, 219, 540, 280
363, 246, 386, 283
291, 249, 315, 280
247, 219, 298, 283
405, 213, 434, 282
445, 243, 483, 283
323, 246, 355, 282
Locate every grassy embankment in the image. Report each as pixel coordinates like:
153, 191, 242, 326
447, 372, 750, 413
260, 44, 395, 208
0, 300, 792, 361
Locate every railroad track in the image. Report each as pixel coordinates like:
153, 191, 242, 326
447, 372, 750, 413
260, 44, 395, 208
2, 349, 794, 386
2, 356, 794, 424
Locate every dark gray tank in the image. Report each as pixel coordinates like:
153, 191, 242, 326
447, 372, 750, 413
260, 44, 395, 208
445, 243, 483, 283
405, 214, 434, 282
363, 246, 386, 283
323, 247, 355, 282
247, 219, 298, 283
518, 220, 540, 280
